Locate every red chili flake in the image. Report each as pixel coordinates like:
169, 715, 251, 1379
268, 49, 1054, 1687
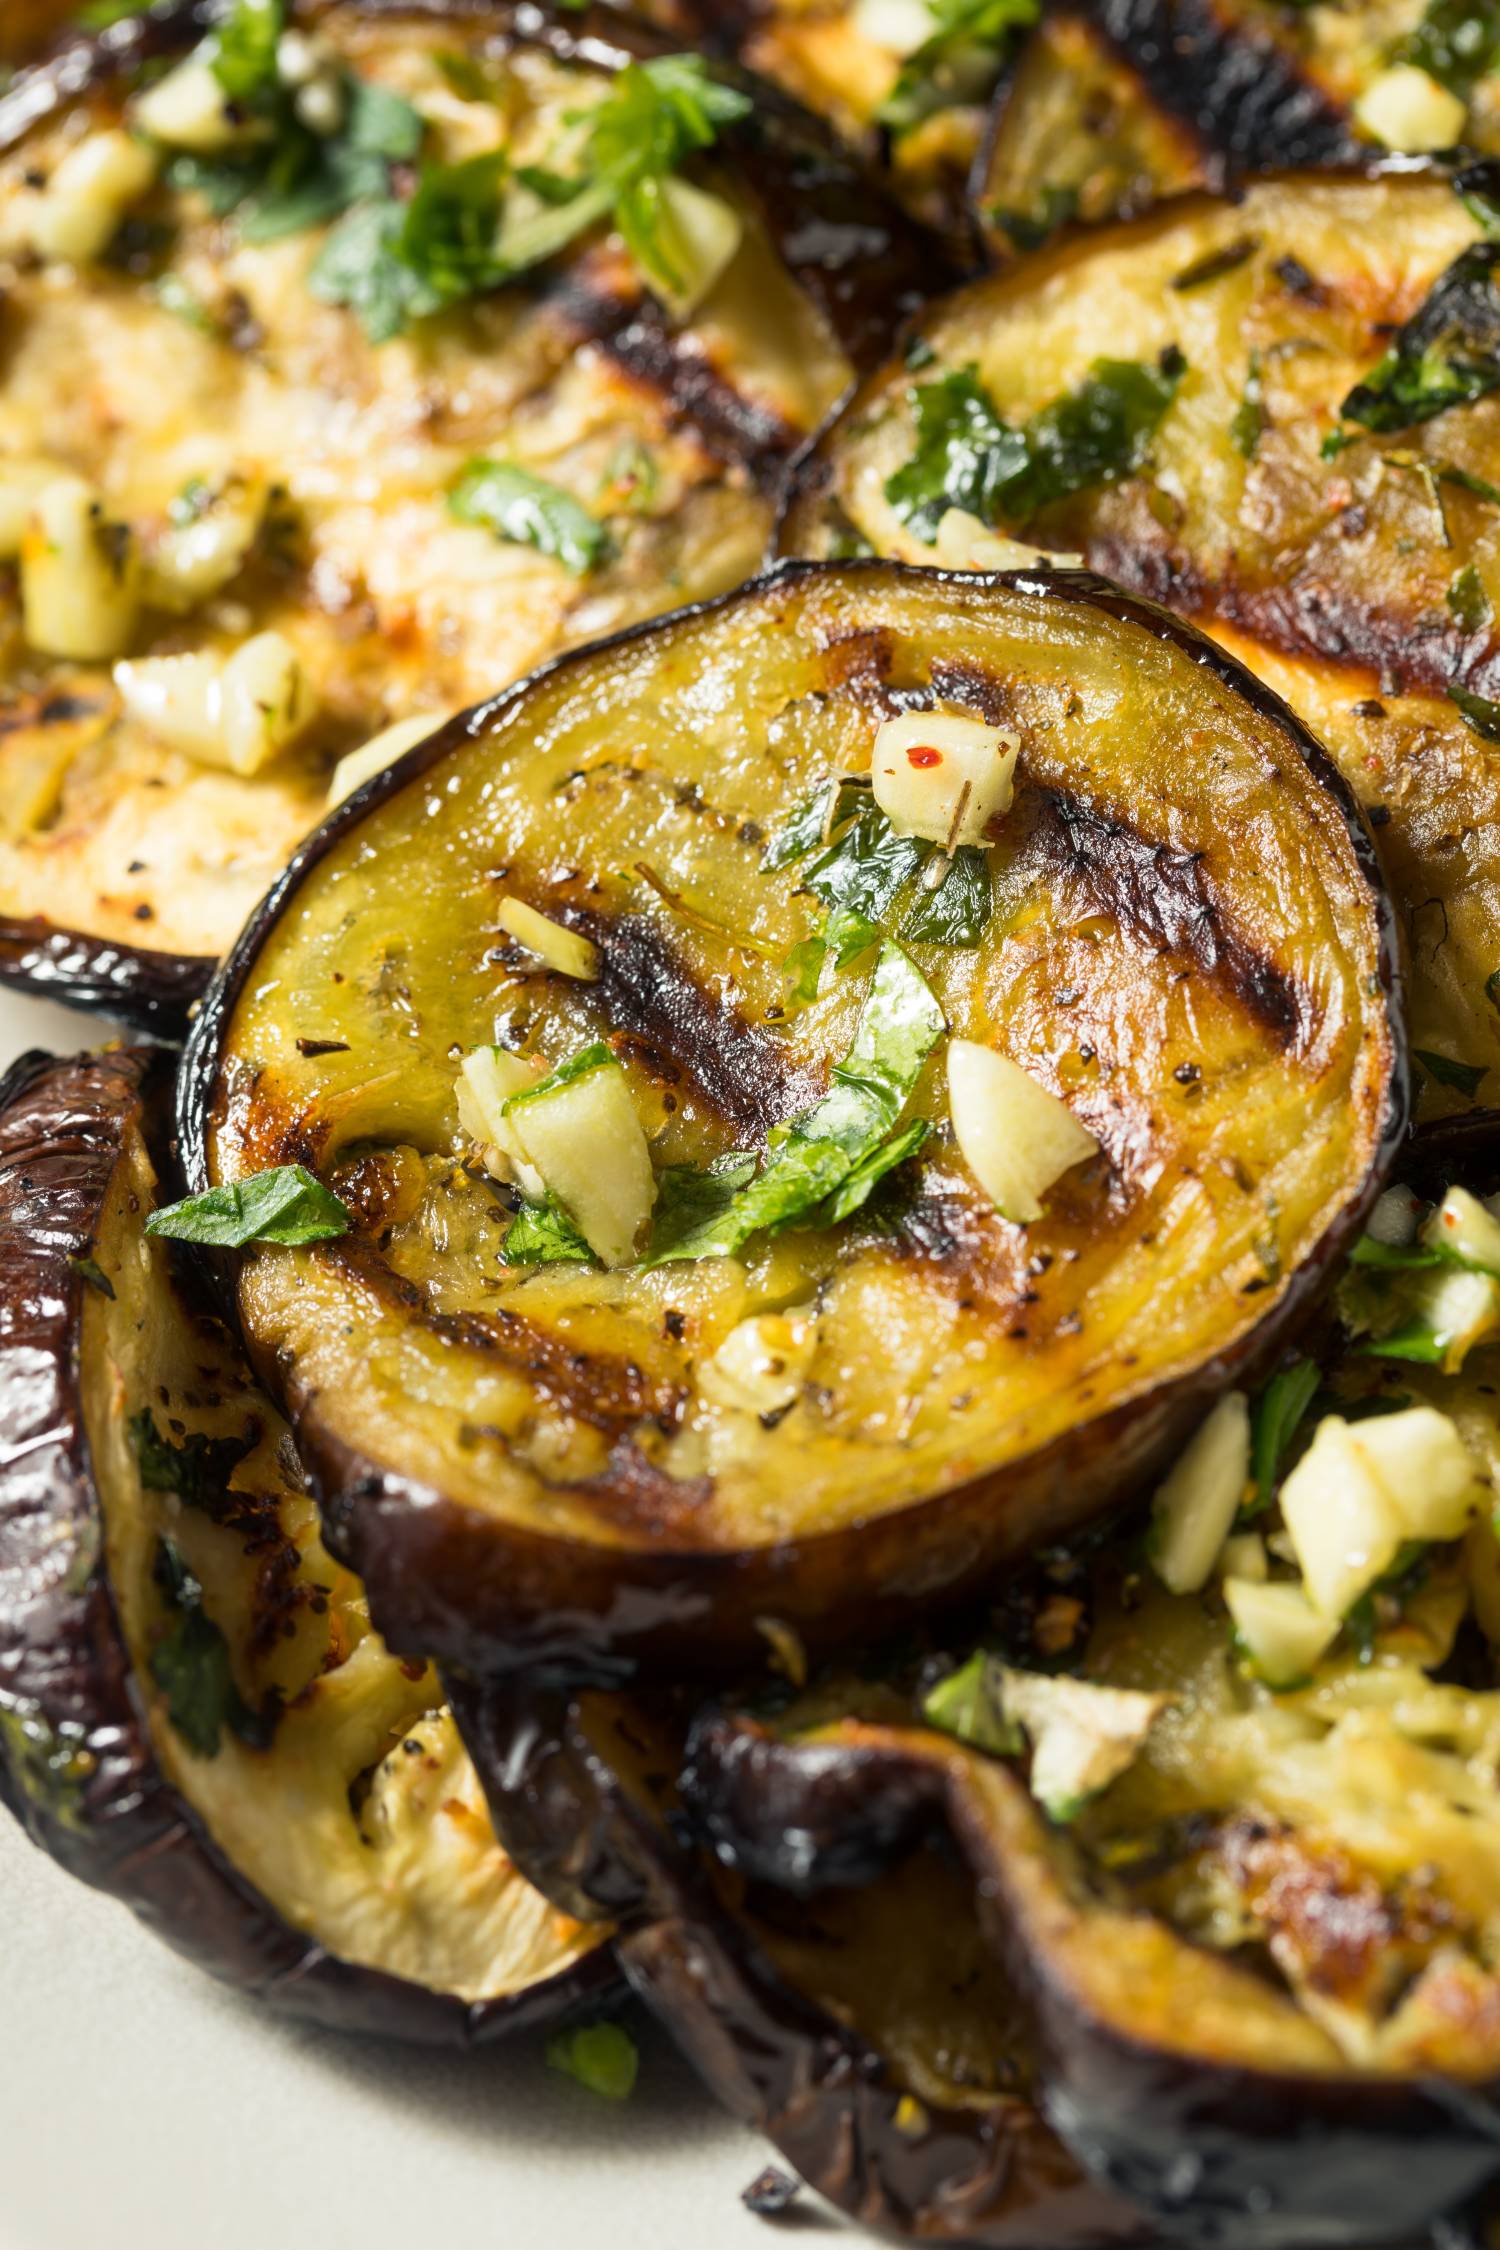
906, 744, 943, 768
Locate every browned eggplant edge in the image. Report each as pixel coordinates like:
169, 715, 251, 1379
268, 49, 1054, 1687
0, 3, 952, 1038
680, 1713, 1500, 2250
449, 1675, 1154, 2249
0, 1043, 616, 2042
175, 559, 1409, 1685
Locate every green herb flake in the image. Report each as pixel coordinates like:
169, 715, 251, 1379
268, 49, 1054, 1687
887, 350, 1186, 540
69, 1255, 114, 1299
779, 934, 827, 1010
650, 942, 944, 1264
546, 2021, 639, 2101
145, 1165, 351, 1249
1171, 234, 1259, 293
1334, 245, 1500, 439
502, 1040, 616, 1113
647, 1152, 758, 1262
902, 846, 992, 947
129, 1409, 255, 1512
448, 459, 609, 576
803, 804, 928, 925
1231, 350, 1266, 461
211, 0, 284, 102
880, 0, 1040, 131
1405, 0, 1500, 99
150, 1539, 270, 1759
1450, 681, 1500, 742
1448, 562, 1493, 630
502, 1195, 594, 1267
761, 775, 866, 872
1414, 1046, 1488, 1096
922, 1652, 1023, 1757
1245, 1358, 1320, 1517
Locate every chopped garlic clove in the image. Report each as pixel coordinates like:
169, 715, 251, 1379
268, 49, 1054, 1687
1353, 64, 1466, 152
650, 178, 745, 321
23, 478, 140, 660
496, 899, 599, 982
328, 712, 446, 807
20, 130, 158, 265
947, 1039, 1099, 1224
933, 508, 1085, 575
871, 709, 1018, 848
699, 1309, 817, 1417
134, 57, 267, 153
219, 631, 318, 774
507, 1057, 656, 1269
143, 474, 269, 615
851, 0, 935, 56
115, 632, 316, 774
457, 1047, 548, 1199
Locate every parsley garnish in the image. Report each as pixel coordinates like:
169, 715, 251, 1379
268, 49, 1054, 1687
212, 0, 284, 103
150, 1538, 271, 1758
546, 2022, 638, 2101
886, 351, 1186, 540
1231, 350, 1265, 460
1404, 0, 1500, 99
502, 1195, 594, 1267
1244, 1358, 1320, 1518
448, 459, 610, 576
1448, 562, 1492, 630
130, 1410, 256, 1513
146, 1165, 351, 1249
649, 942, 944, 1263
1414, 1047, 1488, 1096
1328, 245, 1500, 444
168, 71, 424, 248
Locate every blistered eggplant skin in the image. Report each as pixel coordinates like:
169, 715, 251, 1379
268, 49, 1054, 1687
681, 1718, 1500, 2249
0, 1047, 613, 2041
0, 3, 943, 1029
452, 1679, 1151, 2250
180, 561, 1402, 1684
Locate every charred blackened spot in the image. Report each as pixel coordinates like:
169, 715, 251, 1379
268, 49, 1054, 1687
544, 264, 797, 479
1036, 790, 1310, 1048
562, 907, 819, 1137
1272, 254, 1328, 306
815, 624, 897, 708
926, 658, 1015, 728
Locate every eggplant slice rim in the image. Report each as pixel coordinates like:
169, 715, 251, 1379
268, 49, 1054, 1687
0, 1044, 616, 2041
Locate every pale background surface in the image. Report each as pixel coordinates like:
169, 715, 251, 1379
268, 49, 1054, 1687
0, 987, 826, 2250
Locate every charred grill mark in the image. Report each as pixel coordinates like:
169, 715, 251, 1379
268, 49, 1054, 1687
545, 271, 801, 480
1084, 0, 1362, 181
337, 1241, 685, 1437
1035, 788, 1310, 1048
566, 908, 820, 1138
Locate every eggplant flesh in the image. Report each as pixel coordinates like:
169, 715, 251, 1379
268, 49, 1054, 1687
0, 2, 932, 1024
181, 561, 1399, 1679
0, 1045, 612, 2036
975, 0, 1498, 260
781, 168, 1500, 1121
451, 1676, 1149, 2248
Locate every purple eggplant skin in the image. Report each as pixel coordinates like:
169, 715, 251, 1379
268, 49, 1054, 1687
450, 1675, 1153, 2250
0, 922, 209, 1039
679, 1713, 1500, 2250
176, 559, 1407, 1688
0, 1045, 615, 2042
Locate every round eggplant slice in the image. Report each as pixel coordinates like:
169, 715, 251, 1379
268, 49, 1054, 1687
681, 1324, 1500, 2244
181, 561, 1401, 1680
451, 1676, 1150, 2248
781, 166, 1500, 1121
0, 1044, 614, 2037
0, 2, 938, 1031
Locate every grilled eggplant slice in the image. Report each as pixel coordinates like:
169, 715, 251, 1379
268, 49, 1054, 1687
782, 167, 1500, 1121
452, 1675, 1150, 2247
0, 1, 937, 1030
682, 1318, 1500, 2245
974, 0, 1499, 261
179, 560, 1401, 1680
0, 1043, 613, 2036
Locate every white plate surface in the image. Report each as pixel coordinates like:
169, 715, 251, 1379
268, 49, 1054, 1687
0, 986, 818, 2250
